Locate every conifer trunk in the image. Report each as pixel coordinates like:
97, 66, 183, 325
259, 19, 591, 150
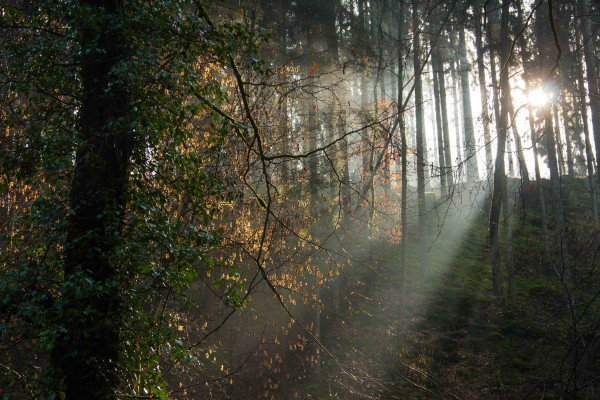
489, 0, 510, 297
575, 25, 599, 225
579, 0, 600, 183
458, 18, 479, 183
397, 1, 407, 309
432, 51, 447, 197
437, 56, 454, 189
475, 6, 493, 176
412, 2, 428, 276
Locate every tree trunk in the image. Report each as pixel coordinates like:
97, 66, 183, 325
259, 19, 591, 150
506, 134, 515, 177
432, 50, 447, 198
449, 57, 462, 179
487, 0, 502, 149
517, 1, 548, 233
579, 0, 600, 185
537, 0, 573, 292
52, 1, 130, 397
308, 101, 319, 207
395, 1, 408, 312
503, 185, 516, 301
458, 18, 479, 183
302, 2, 322, 373
437, 56, 454, 189
475, 5, 493, 177
562, 103, 575, 178
553, 105, 566, 177
507, 98, 531, 206
557, 0, 576, 178
576, 23, 599, 225
488, 0, 510, 298
279, 0, 290, 185
530, 106, 549, 234
280, 96, 290, 184
413, 2, 427, 276
359, 0, 371, 187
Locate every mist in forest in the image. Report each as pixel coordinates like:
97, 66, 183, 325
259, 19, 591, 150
2, 0, 600, 399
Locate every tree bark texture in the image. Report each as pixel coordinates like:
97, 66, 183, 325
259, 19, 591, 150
52, 1, 131, 398
489, 0, 510, 297
458, 19, 479, 183
412, 2, 428, 276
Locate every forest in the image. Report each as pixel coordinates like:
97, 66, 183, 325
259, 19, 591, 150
1, 0, 600, 398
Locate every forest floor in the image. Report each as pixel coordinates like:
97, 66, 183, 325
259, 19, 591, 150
284, 179, 600, 400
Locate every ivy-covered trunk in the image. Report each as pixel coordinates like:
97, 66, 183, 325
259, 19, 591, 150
51, 1, 131, 398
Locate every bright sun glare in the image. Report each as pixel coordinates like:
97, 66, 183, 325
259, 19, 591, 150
527, 87, 552, 106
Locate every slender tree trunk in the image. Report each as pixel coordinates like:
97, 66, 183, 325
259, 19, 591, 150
432, 51, 447, 197
368, 4, 386, 230
326, 109, 337, 202
52, 1, 130, 397
542, 106, 561, 226
531, 109, 549, 230
511, 123, 530, 204
389, 0, 398, 105
450, 57, 462, 178
437, 56, 454, 189
391, 62, 398, 109
475, 6, 493, 176
507, 99, 531, 206
487, 0, 502, 146
280, 92, 290, 186
553, 105, 566, 177
562, 105, 575, 178
339, 112, 351, 215
413, 2, 427, 276
279, 0, 289, 185
543, 105, 572, 290
397, 2, 408, 312
302, 3, 323, 373
557, 1, 577, 178
359, 0, 371, 187
579, 0, 600, 184
489, 0, 510, 298
503, 186, 516, 301
576, 25, 599, 225
308, 102, 319, 208
537, 0, 573, 293
458, 18, 479, 183
517, 1, 548, 233
506, 135, 515, 177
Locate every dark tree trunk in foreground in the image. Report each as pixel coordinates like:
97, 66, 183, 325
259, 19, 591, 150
51, 1, 131, 398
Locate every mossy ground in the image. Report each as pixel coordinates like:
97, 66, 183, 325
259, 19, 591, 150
292, 178, 600, 399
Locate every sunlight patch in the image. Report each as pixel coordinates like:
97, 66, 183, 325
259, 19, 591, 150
527, 87, 553, 106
